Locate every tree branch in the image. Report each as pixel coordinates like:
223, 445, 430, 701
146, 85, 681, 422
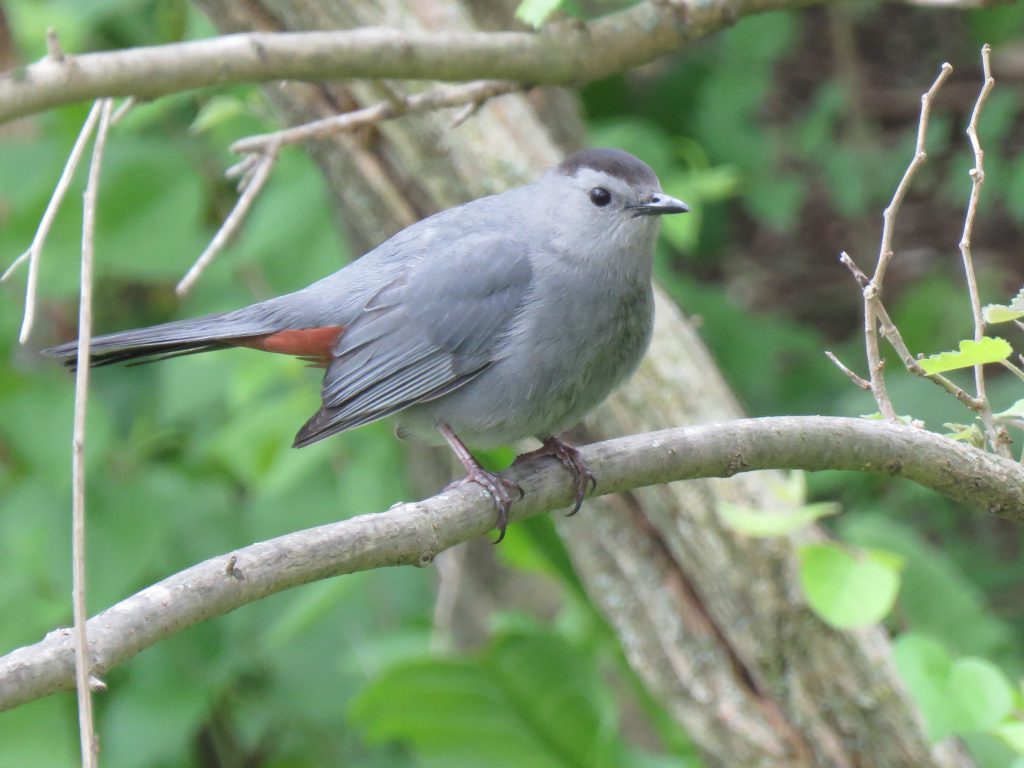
2, 415, 1021, 713
0, 0, 830, 124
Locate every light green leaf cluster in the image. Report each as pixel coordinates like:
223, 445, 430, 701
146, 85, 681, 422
895, 634, 1018, 743
943, 422, 986, 447
717, 471, 840, 537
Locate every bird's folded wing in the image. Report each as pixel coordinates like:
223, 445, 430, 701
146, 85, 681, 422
293, 235, 533, 446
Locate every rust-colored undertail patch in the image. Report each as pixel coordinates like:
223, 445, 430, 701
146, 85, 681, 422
229, 326, 345, 366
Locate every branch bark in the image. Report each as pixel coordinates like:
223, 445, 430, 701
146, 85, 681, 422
0, 0, 833, 124
1, 415, 1020, 714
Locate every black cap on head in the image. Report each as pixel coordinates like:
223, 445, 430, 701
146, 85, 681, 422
558, 148, 658, 188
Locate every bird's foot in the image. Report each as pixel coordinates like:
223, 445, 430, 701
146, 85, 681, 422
437, 423, 523, 543
514, 436, 596, 515
445, 469, 523, 543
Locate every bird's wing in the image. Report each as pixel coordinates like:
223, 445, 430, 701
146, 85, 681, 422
292, 234, 533, 446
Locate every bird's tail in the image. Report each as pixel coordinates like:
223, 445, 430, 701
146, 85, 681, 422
42, 311, 276, 369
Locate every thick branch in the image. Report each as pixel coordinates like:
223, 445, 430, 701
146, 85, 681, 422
1, 415, 1021, 712
0, 0, 828, 124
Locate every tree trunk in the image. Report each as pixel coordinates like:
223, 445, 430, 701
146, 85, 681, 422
195, 1, 970, 765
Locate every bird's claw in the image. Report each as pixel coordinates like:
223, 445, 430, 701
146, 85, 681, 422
515, 436, 596, 515
447, 469, 523, 543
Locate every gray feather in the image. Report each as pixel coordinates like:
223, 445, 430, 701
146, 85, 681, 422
293, 234, 533, 446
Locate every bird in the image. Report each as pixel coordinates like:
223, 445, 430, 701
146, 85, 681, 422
44, 147, 688, 541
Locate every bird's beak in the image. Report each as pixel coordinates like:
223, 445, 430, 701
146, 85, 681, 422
627, 192, 690, 217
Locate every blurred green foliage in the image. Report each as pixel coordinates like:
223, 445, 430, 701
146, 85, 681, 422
3, 0, 1024, 766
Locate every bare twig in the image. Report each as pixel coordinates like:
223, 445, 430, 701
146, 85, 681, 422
824, 350, 871, 390
225, 153, 259, 181
873, 63, 952, 287
175, 147, 277, 296
110, 96, 135, 126
172, 81, 517, 296
72, 97, 113, 768
229, 80, 517, 155
431, 544, 466, 652
2, 416, 1024, 713
843, 64, 951, 421
873, 301, 986, 409
4, 101, 103, 343
838, 252, 869, 287
842, 251, 897, 418
1005, 357, 1024, 384
959, 45, 1004, 455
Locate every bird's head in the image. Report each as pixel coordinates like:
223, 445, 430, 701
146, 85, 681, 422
542, 148, 688, 271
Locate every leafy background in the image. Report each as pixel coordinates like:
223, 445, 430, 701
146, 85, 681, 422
2, 0, 1024, 765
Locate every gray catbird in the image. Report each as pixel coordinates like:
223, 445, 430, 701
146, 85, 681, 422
45, 147, 688, 540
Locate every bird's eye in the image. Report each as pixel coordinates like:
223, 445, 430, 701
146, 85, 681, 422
589, 187, 612, 207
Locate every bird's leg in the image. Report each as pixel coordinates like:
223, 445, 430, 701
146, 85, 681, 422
514, 436, 596, 516
437, 423, 523, 543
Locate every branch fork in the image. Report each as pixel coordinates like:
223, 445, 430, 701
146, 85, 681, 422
832, 49, 1009, 456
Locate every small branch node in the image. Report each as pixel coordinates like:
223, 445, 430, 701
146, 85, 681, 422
225, 555, 245, 581
46, 28, 65, 63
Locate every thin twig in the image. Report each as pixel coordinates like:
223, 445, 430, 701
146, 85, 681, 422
110, 96, 135, 126
847, 63, 951, 421
873, 302, 986, 409
959, 45, 1004, 455
175, 147, 277, 297
72, 97, 113, 768
842, 251, 897, 418
229, 80, 517, 155
998, 359, 1024, 384
430, 544, 466, 652
175, 80, 515, 297
824, 350, 871, 390
842, 252, 986, 410
873, 63, 952, 287
5, 101, 103, 343
838, 252, 869, 287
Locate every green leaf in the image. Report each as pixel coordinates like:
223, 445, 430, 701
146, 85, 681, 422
772, 471, 807, 506
983, 304, 1024, 324
918, 337, 1012, 375
719, 500, 839, 538
993, 399, 1024, 421
839, 515, 1014, 661
995, 722, 1024, 754
943, 422, 985, 447
949, 658, 1016, 733
894, 634, 1017, 741
189, 94, 246, 134
894, 634, 958, 740
799, 544, 901, 628
514, 0, 562, 27
351, 630, 620, 768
